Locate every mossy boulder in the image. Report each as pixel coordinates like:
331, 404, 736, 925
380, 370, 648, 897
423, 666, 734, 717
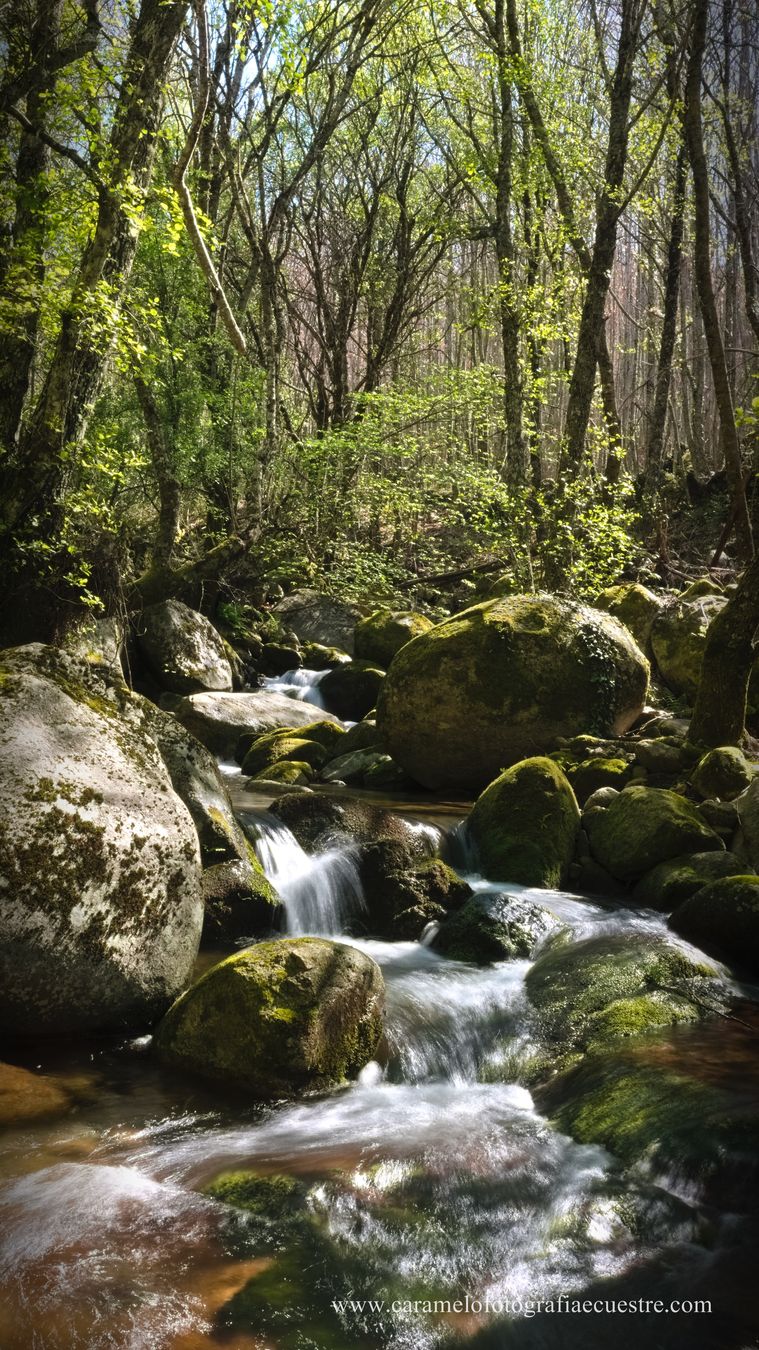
337, 718, 379, 755
321, 747, 389, 784
174, 690, 339, 757
738, 777, 759, 868
251, 760, 315, 786
669, 875, 759, 973
319, 661, 385, 721
680, 577, 724, 599
362, 754, 409, 789
201, 858, 283, 943
586, 785, 724, 882
241, 735, 327, 777
357, 839, 472, 939
354, 610, 434, 668
632, 851, 746, 912
135, 599, 233, 693
432, 890, 562, 964
236, 719, 344, 765
525, 932, 717, 1058
566, 756, 633, 804
690, 746, 755, 801
299, 642, 351, 670
203, 1170, 309, 1249
154, 938, 384, 1097
376, 594, 649, 791
466, 757, 580, 887
259, 643, 302, 676
594, 582, 663, 651
0, 644, 203, 1035
271, 791, 436, 857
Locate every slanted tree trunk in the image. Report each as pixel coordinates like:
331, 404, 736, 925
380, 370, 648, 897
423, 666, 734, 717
683, 0, 753, 560
689, 551, 759, 745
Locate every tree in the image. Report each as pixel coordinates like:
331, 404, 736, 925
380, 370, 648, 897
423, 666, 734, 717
689, 550, 759, 744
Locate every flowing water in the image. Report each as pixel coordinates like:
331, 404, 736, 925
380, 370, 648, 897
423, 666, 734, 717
2, 804, 759, 1349
261, 668, 330, 708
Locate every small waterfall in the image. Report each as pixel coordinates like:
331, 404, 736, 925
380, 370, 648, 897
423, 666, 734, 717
243, 811, 365, 937
261, 668, 328, 708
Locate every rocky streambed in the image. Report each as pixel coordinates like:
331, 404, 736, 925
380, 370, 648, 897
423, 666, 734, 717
3, 588, 759, 1349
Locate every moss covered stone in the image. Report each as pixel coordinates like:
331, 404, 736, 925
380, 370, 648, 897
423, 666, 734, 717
432, 891, 562, 964
649, 593, 756, 700
690, 746, 755, 801
0, 644, 203, 1035
357, 840, 472, 939
252, 760, 315, 786
241, 735, 327, 777
632, 850, 746, 912
354, 610, 434, 668
669, 875, 759, 974
337, 719, 379, 755
525, 932, 717, 1056
594, 582, 663, 650
135, 599, 233, 694
565, 756, 632, 805
376, 594, 649, 791
466, 757, 580, 887
154, 938, 384, 1097
175, 690, 339, 758
201, 858, 282, 944
271, 792, 436, 856
320, 747, 390, 784
586, 785, 724, 882
319, 661, 385, 721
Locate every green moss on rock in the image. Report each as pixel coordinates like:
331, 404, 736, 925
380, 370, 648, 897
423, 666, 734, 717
594, 582, 662, 650
354, 610, 434, 668
376, 594, 649, 791
319, 661, 386, 721
632, 850, 746, 912
467, 757, 580, 887
154, 938, 384, 1096
586, 785, 724, 882
241, 736, 327, 776
432, 891, 562, 964
669, 875, 759, 974
690, 746, 755, 801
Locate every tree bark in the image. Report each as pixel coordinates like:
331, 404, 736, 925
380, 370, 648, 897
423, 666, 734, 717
646, 142, 688, 483
689, 550, 759, 745
134, 376, 182, 568
683, 0, 753, 560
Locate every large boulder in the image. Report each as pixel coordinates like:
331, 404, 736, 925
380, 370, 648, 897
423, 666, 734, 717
669, 875, 759, 973
690, 746, 755, 801
135, 600, 233, 693
594, 582, 663, 651
174, 690, 339, 757
354, 610, 434, 668
0, 645, 203, 1034
466, 757, 580, 887
357, 838, 471, 939
154, 938, 384, 1096
273, 590, 363, 655
376, 594, 649, 790
585, 785, 723, 883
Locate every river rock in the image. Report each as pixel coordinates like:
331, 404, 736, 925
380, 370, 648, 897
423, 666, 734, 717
0, 644, 203, 1034
174, 690, 338, 757
669, 875, 759, 973
273, 590, 363, 655
320, 747, 389, 784
241, 734, 327, 777
586, 785, 724, 882
466, 757, 580, 887
376, 594, 649, 790
525, 932, 717, 1057
135, 600, 233, 693
650, 593, 759, 705
259, 643, 302, 676
690, 746, 755, 801
594, 582, 663, 650
357, 839, 471, 939
432, 890, 561, 963
271, 791, 439, 857
354, 610, 434, 668
632, 851, 746, 912
319, 661, 385, 721
154, 938, 384, 1096
0, 1061, 77, 1127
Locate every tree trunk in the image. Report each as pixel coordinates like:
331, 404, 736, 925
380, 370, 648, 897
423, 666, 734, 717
689, 550, 759, 745
562, 0, 643, 468
646, 142, 688, 482
134, 376, 182, 568
493, 0, 526, 485
683, 0, 753, 560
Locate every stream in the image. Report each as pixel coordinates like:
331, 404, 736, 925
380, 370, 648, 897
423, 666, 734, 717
2, 785, 759, 1349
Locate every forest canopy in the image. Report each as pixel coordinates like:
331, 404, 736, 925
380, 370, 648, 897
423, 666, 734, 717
0, 0, 757, 638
